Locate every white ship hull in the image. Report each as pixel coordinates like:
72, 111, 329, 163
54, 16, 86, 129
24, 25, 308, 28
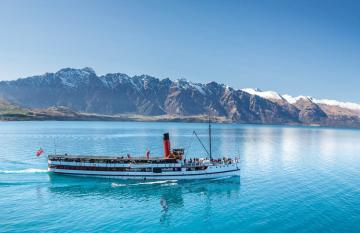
48, 163, 240, 180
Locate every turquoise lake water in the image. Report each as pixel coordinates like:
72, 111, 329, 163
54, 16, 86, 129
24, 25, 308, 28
0, 121, 359, 233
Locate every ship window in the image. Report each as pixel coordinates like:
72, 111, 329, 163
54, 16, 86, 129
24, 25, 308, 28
153, 168, 162, 173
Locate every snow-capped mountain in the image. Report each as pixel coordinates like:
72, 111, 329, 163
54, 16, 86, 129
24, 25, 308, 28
313, 99, 360, 112
242, 88, 360, 113
1, 68, 360, 128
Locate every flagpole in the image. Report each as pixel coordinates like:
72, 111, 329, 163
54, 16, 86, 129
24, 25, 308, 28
54, 137, 57, 155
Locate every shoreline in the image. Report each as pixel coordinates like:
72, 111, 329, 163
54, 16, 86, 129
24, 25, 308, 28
2, 114, 360, 131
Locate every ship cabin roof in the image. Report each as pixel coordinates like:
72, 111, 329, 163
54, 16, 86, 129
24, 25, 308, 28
48, 154, 179, 164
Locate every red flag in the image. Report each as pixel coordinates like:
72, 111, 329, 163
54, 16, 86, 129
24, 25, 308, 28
146, 149, 150, 159
36, 148, 44, 157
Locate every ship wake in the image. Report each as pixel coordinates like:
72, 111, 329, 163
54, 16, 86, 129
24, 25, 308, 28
0, 168, 48, 174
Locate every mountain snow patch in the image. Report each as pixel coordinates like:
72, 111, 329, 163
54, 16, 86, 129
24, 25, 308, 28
313, 99, 360, 111
189, 82, 206, 95
174, 79, 206, 95
241, 88, 284, 101
282, 94, 312, 104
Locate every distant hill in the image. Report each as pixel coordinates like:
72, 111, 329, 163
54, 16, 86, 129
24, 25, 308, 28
1, 67, 360, 128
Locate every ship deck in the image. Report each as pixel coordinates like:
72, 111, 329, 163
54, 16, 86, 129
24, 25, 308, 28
48, 154, 179, 164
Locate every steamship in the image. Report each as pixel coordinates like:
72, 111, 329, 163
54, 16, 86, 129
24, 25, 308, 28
48, 123, 240, 180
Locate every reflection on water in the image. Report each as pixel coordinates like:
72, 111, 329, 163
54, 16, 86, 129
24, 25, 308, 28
48, 174, 241, 225
48, 174, 241, 201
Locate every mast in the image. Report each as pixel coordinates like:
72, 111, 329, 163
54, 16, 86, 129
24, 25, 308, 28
192, 115, 213, 159
209, 116, 212, 160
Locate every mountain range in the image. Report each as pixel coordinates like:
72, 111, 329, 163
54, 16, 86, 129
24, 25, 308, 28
1, 67, 360, 128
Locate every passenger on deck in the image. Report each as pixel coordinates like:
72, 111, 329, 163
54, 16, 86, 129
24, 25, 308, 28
146, 149, 150, 159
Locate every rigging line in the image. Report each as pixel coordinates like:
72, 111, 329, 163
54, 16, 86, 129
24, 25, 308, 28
193, 131, 210, 157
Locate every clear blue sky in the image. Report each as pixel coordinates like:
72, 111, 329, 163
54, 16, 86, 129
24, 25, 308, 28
0, 0, 359, 101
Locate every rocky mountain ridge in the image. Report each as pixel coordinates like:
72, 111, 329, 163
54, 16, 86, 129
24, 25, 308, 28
0, 67, 359, 127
